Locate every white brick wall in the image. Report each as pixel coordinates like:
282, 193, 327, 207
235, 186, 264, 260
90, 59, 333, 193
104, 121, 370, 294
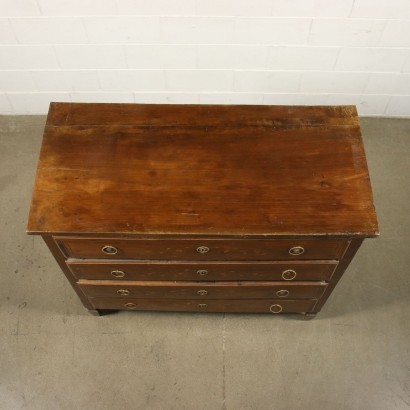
0, 0, 409, 116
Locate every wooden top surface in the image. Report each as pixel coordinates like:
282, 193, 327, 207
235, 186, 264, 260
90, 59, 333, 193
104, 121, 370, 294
27, 103, 379, 237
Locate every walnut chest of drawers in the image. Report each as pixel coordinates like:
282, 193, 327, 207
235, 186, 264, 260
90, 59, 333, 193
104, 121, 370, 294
27, 103, 378, 318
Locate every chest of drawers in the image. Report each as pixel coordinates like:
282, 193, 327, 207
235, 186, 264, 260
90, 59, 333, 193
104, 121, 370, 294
27, 103, 378, 318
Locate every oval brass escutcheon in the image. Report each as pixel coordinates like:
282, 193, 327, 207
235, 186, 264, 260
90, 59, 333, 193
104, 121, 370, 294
102, 245, 118, 255
124, 302, 137, 309
276, 289, 290, 297
198, 303, 208, 309
117, 289, 130, 296
282, 269, 296, 280
197, 289, 208, 296
289, 246, 304, 256
111, 270, 126, 278
196, 246, 210, 254
196, 269, 208, 276
270, 304, 283, 313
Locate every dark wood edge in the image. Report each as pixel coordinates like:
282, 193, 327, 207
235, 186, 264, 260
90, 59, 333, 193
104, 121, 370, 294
28, 231, 379, 238
46, 103, 360, 125
66, 259, 339, 265
89, 298, 317, 313
76, 280, 328, 286
88, 309, 118, 317
310, 238, 364, 312
42, 234, 94, 310
52, 235, 357, 241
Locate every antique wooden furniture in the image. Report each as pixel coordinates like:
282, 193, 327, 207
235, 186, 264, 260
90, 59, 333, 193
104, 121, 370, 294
27, 103, 378, 318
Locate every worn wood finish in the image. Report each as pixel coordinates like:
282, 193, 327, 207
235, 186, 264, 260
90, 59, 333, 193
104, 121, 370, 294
27, 103, 379, 317
67, 260, 338, 282
311, 238, 364, 313
56, 237, 349, 261
78, 280, 327, 299
27, 103, 378, 237
41, 234, 94, 310
90, 297, 317, 313
45, 103, 360, 127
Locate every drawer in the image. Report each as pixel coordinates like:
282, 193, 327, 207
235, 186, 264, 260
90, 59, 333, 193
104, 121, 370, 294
56, 236, 349, 261
90, 297, 317, 313
79, 280, 327, 299
68, 260, 338, 281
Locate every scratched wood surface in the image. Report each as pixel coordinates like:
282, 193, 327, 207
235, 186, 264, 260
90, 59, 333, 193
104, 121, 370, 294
27, 103, 378, 237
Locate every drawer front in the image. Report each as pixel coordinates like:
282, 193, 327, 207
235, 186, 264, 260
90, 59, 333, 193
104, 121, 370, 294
79, 281, 327, 300
90, 297, 317, 313
68, 260, 338, 281
56, 237, 349, 260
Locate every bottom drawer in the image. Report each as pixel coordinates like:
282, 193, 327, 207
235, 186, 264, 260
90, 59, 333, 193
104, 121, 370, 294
89, 298, 317, 313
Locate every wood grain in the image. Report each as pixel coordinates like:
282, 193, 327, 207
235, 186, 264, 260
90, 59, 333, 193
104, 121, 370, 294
46, 103, 359, 127
311, 238, 364, 313
27, 103, 379, 317
89, 297, 317, 313
27, 102, 378, 237
56, 236, 349, 260
41, 234, 94, 310
67, 259, 338, 282
79, 280, 327, 299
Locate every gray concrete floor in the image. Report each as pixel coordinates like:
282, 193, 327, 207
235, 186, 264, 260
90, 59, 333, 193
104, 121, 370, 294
0, 115, 409, 410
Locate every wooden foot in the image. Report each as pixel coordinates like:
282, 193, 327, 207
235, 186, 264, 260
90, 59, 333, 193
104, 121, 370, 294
303, 313, 317, 320
88, 309, 118, 316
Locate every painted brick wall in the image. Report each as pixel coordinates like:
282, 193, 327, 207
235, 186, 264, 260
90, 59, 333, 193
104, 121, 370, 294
0, 0, 409, 115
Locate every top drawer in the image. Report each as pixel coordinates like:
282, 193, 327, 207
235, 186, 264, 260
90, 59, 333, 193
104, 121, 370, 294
55, 237, 349, 261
